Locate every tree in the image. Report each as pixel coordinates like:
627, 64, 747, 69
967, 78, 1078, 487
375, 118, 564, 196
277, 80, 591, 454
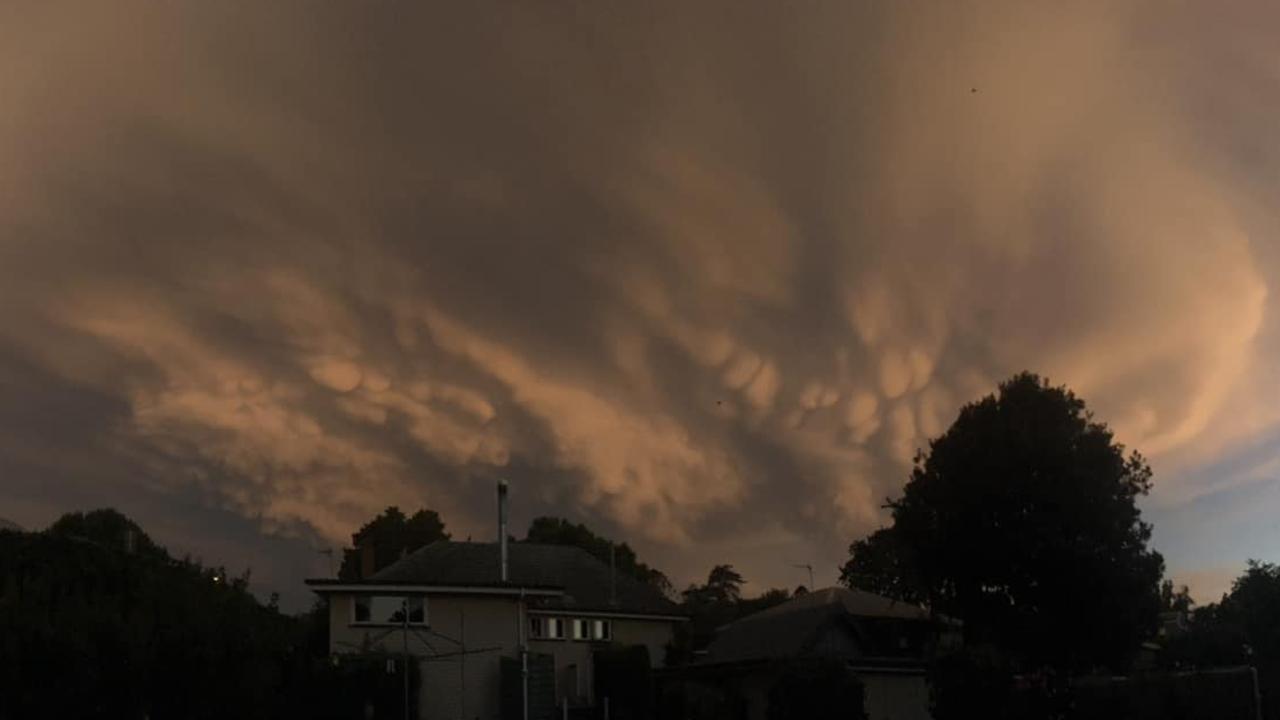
47, 508, 168, 560
523, 516, 672, 594
1160, 579, 1194, 614
0, 509, 305, 719
842, 372, 1165, 673
672, 565, 785, 663
1164, 561, 1280, 718
703, 564, 744, 604
337, 507, 449, 580
1170, 560, 1280, 668
840, 528, 925, 603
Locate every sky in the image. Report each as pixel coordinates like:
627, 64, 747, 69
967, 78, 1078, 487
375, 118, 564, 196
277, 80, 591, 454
2, 1, 1279, 611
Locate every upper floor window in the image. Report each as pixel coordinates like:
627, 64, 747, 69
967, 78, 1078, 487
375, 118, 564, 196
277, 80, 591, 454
353, 595, 427, 626
591, 619, 612, 641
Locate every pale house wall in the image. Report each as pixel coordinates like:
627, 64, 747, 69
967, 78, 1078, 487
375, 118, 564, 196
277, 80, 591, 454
327, 593, 525, 720
326, 594, 680, 720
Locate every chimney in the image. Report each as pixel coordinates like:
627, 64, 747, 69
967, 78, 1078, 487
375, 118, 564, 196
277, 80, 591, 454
360, 541, 376, 580
498, 479, 509, 583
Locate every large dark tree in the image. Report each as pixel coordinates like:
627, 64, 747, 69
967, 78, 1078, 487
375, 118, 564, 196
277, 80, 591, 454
840, 528, 924, 604
524, 516, 671, 594
842, 372, 1164, 673
337, 507, 449, 580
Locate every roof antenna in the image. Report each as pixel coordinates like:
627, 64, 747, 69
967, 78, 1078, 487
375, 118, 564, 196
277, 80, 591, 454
498, 479, 509, 583
609, 542, 617, 606
793, 563, 814, 589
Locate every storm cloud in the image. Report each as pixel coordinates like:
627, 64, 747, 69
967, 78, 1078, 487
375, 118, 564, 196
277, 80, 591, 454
2, 1, 1278, 606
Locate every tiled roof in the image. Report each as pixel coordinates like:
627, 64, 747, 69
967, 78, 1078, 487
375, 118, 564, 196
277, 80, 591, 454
370, 541, 681, 617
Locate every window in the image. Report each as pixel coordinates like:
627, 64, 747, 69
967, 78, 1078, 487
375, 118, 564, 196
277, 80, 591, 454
531, 616, 565, 640
572, 619, 588, 641
353, 595, 427, 626
591, 619, 611, 641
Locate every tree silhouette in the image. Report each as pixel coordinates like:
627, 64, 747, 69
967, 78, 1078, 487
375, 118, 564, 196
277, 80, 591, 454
337, 507, 449, 580
842, 372, 1164, 673
840, 528, 924, 603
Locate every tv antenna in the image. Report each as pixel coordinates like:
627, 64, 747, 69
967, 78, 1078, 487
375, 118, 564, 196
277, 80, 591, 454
793, 563, 814, 589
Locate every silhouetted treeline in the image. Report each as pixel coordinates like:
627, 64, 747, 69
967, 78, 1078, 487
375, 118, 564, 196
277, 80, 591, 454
0, 509, 406, 720
1163, 561, 1280, 720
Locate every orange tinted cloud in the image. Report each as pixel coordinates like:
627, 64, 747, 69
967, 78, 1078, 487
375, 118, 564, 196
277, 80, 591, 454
0, 1, 1278, 596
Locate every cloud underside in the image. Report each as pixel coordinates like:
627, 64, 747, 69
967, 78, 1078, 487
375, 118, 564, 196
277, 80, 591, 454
1, 1, 1278, 591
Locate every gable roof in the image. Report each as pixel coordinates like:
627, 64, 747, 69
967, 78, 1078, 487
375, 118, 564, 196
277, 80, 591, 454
702, 587, 937, 665
367, 541, 681, 617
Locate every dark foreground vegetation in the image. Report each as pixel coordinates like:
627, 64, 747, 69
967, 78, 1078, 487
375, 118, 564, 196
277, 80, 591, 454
0, 509, 427, 720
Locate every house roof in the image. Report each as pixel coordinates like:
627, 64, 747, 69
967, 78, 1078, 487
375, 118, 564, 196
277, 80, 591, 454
746, 586, 932, 623
701, 587, 939, 665
363, 541, 682, 617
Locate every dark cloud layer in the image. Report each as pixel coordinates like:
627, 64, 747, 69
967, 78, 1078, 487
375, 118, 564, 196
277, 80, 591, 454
2, 1, 1279, 606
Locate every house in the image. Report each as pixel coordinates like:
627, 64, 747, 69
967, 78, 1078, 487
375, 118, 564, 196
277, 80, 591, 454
678, 586, 960, 720
306, 482, 685, 720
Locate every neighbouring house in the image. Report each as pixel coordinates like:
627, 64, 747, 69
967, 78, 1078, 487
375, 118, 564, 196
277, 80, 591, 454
675, 586, 961, 720
306, 482, 685, 720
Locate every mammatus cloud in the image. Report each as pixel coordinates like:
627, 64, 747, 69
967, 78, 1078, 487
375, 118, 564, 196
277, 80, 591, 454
1, 1, 1278, 602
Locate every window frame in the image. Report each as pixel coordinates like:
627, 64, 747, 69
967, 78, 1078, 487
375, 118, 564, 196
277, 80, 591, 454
350, 594, 429, 627
531, 616, 566, 640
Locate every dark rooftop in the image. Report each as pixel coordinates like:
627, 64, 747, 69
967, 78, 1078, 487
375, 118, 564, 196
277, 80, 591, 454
702, 587, 943, 666
369, 541, 682, 617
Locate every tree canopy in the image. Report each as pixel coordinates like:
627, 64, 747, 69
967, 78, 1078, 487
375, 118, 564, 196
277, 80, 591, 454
841, 372, 1164, 673
0, 507, 452, 719
337, 506, 449, 580
671, 565, 792, 663
1169, 560, 1280, 669
524, 516, 672, 594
